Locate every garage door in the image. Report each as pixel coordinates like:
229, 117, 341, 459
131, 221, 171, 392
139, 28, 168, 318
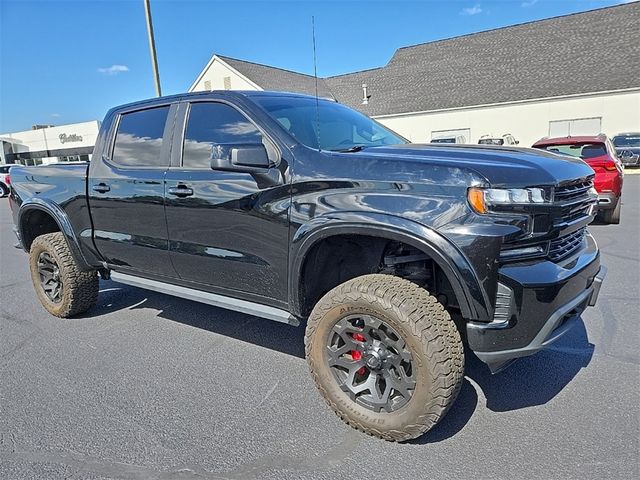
549, 117, 601, 137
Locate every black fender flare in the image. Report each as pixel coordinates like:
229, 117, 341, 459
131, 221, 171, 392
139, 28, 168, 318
18, 198, 93, 271
289, 212, 491, 321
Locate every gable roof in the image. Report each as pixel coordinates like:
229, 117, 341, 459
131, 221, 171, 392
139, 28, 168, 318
325, 2, 640, 116
216, 55, 335, 99
190, 3, 639, 117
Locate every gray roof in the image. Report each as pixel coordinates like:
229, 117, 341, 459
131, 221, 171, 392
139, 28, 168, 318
206, 3, 639, 117
218, 55, 335, 99
326, 2, 640, 116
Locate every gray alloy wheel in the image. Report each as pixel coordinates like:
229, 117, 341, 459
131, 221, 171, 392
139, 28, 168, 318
326, 314, 416, 413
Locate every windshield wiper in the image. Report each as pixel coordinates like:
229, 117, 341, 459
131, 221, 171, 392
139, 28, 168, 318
330, 145, 367, 153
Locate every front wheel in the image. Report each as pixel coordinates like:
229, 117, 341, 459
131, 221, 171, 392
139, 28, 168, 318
305, 274, 464, 442
29, 232, 99, 317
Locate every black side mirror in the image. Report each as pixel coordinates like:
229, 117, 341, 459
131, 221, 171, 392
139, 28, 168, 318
211, 143, 271, 172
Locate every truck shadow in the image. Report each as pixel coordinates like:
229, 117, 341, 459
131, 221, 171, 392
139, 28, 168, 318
89, 281, 594, 444
414, 321, 594, 444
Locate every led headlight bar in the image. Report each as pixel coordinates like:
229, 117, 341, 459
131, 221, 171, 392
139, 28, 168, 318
467, 187, 548, 214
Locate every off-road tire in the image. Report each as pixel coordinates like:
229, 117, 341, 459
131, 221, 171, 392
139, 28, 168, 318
29, 232, 99, 317
602, 198, 621, 224
305, 274, 464, 442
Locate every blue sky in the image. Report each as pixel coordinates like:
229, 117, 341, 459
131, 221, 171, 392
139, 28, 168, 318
0, 0, 632, 132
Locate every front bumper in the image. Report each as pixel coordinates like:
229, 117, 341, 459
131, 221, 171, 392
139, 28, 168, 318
467, 233, 605, 373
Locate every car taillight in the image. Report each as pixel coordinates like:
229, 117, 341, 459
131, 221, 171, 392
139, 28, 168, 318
5, 174, 9, 185
590, 160, 617, 171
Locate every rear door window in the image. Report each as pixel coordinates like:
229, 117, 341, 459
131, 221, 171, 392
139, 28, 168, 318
112, 106, 170, 167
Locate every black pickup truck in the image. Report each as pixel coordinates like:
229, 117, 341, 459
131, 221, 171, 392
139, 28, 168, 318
8, 91, 606, 441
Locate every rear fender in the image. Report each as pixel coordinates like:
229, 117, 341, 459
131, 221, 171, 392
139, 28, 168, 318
18, 198, 93, 271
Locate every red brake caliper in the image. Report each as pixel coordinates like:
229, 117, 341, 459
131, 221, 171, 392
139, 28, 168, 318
351, 333, 366, 375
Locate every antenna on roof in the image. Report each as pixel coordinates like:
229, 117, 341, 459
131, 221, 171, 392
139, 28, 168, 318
312, 16, 321, 152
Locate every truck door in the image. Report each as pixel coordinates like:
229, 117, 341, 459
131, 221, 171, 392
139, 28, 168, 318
164, 100, 291, 306
88, 103, 177, 277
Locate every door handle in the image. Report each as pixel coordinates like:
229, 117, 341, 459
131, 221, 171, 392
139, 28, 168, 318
92, 183, 110, 193
168, 185, 194, 197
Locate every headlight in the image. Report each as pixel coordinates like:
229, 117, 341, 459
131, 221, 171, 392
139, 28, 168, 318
468, 187, 548, 214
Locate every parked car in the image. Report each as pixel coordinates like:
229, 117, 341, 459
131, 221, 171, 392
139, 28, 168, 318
0, 163, 13, 197
9, 91, 605, 442
478, 134, 519, 146
612, 132, 640, 167
431, 134, 466, 144
532, 135, 623, 224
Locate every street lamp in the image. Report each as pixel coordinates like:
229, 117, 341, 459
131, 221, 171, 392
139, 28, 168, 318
143, 0, 162, 97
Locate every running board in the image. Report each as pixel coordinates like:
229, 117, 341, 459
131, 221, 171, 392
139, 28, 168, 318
110, 272, 299, 326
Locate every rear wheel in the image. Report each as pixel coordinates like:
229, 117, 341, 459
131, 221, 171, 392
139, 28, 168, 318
305, 274, 464, 442
29, 232, 99, 317
0, 183, 8, 198
602, 198, 621, 224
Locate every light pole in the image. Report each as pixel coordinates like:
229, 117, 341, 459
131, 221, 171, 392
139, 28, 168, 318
143, 0, 162, 97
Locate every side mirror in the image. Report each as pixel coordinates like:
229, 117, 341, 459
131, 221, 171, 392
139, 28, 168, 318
211, 144, 271, 172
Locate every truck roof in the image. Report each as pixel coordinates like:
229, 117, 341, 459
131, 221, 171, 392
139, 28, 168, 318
109, 90, 333, 113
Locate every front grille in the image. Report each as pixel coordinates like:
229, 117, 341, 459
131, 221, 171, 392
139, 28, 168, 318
548, 228, 586, 261
554, 180, 593, 202
553, 179, 595, 227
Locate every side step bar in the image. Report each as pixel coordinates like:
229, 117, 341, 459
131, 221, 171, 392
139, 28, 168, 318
110, 272, 299, 326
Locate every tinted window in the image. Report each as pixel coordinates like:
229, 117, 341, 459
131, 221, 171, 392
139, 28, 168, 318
252, 96, 406, 151
613, 135, 640, 147
540, 143, 607, 159
478, 138, 504, 145
112, 106, 169, 167
183, 102, 263, 168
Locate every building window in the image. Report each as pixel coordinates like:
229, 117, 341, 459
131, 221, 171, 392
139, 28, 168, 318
223, 76, 231, 90
204, 80, 212, 91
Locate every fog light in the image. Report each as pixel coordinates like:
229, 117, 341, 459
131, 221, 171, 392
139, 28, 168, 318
499, 245, 545, 260
492, 282, 513, 325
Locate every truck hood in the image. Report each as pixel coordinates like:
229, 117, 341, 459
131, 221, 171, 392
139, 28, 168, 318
358, 144, 594, 187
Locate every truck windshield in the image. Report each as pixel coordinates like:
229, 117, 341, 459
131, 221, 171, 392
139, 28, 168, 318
252, 96, 407, 151
612, 135, 640, 147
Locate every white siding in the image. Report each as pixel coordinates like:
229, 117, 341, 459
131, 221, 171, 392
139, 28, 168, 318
190, 59, 260, 92
375, 90, 640, 147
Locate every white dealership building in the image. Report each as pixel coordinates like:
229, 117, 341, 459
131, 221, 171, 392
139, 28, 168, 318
189, 2, 639, 147
0, 121, 100, 166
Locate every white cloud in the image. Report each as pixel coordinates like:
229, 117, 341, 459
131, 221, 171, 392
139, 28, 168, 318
460, 4, 482, 15
521, 0, 539, 7
50, 113, 61, 118
98, 64, 129, 75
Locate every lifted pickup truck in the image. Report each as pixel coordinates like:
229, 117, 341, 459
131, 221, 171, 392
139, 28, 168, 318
9, 91, 606, 441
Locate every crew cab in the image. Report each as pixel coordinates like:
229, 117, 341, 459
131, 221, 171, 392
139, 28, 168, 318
532, 135, 624, 224
8, 91, 606, 442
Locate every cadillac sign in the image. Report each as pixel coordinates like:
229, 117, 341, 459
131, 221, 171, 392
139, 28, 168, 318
59, 133, 83, 144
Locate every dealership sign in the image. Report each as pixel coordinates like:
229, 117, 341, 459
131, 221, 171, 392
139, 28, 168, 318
59, 133, 83, 144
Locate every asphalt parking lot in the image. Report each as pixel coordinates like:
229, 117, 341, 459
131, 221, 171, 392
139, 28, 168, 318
1, 177, 638, 480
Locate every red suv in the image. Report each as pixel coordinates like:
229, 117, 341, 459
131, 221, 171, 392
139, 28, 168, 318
532, 135, 623, 224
